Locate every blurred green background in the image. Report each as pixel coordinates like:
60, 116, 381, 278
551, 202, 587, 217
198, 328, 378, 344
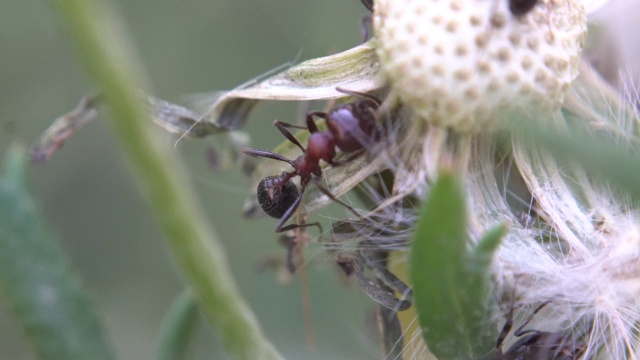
0, 1, 379, 359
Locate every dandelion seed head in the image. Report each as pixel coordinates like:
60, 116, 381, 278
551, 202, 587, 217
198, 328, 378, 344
373, 0, 587, 131
338, 79, 639, 357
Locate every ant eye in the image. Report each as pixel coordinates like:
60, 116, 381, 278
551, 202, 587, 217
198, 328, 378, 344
508, 0, 538, 17
257, 176, 300, 219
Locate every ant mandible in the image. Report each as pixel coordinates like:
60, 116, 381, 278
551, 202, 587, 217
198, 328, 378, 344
243, 87, 382, 232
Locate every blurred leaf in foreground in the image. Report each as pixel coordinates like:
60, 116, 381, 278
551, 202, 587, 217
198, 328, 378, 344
409, 171, 504, 359
513, 119, 640, 203
0, 144, 114, 360
156, 289, 199, 360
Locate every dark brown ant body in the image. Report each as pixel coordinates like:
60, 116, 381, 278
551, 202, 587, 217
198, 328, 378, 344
493, 302, 586, 360
243, 87, 381, 232
508, 0, 538, 17
358, 0, 374, 42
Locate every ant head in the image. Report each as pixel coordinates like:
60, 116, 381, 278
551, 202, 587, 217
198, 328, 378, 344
508, 0, 538, 17
257, 175, 300, 219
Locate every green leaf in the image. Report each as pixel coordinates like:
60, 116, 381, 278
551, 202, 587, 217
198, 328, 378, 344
157, 289, 199, 360
512, 120, 640, 202
0, 144, 114, 360
409, 172, 498, 359
469, 224, 507, 278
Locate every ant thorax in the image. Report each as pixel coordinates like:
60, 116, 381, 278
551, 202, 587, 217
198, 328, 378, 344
303, 132, 336, 169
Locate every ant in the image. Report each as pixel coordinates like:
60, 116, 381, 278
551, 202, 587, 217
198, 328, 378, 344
358, 0, 374, 42
242, 87, 382, 232
360, 0, 373, 12
493, 302, 586, 360
508, 0, 538, 17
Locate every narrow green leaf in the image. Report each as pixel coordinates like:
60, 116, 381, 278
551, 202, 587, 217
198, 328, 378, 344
409, 172, 496, 359
0, 145, 114, 360
157, 289, 199, 360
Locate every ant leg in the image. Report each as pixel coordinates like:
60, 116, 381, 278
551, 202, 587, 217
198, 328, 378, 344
286, 242, 297, 274
360, 249, 413, 303
361, 15, 372, 42
243, 148, 294, 165
379, 305, 404, 360
273, 120, 307, 130
360, 0, 373, 11
274, 185, 307, 232
273, 120, 306, 152
496, 301, 550, 357
279, 221, 323, 234
512, 301, 550, 337
281, 222, 323, 274
496, 304, 514, 356
350, 255, 411, 311
276, 233, 299, 274
335, 87, 382, 106
312, 178, 366, 221
305, 111, 326, 133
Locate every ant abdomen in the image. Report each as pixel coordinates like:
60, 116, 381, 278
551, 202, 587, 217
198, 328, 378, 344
257, 176, 299, 219
327, 106, 375, 152
325, 89, 380, 152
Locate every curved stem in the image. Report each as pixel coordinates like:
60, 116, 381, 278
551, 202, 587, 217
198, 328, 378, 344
52, 1, 282, 359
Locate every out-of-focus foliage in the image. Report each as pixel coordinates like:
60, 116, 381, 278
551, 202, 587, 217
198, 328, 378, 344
410, 172, 502, 359
0, 145, 114, 360
0, 1, 376, 359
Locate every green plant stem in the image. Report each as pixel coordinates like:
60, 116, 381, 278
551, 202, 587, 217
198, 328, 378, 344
52, 1, 282, 359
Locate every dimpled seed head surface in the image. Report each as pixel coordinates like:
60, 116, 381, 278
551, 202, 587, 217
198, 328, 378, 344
373, 0, 587, 132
